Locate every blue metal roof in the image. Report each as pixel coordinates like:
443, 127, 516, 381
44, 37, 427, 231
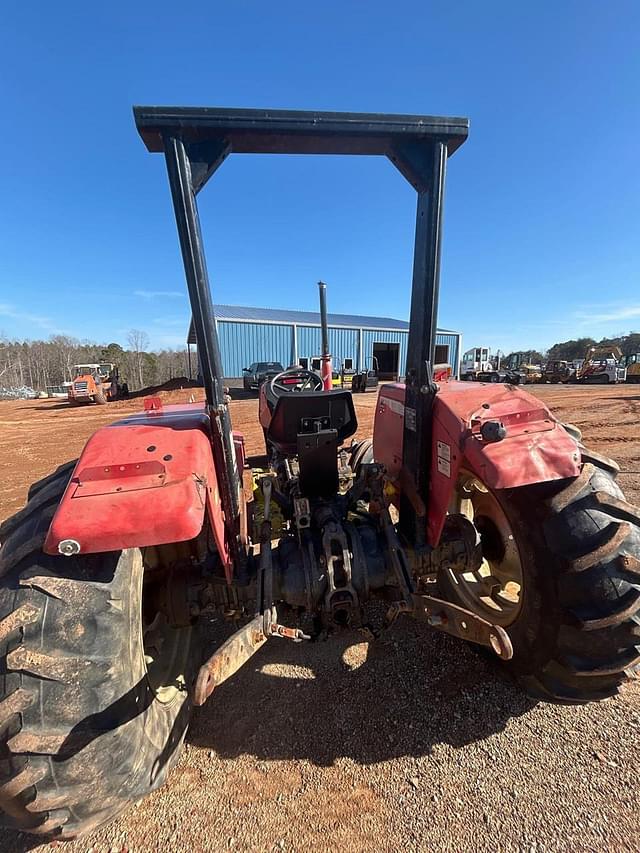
214, 304, 409, 329
187, 304, 459, 343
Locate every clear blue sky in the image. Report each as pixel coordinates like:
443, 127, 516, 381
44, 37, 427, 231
1, 2, 638, 354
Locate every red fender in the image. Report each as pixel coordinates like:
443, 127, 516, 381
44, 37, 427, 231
44, 403, 231, 568
373, 381, 580, 547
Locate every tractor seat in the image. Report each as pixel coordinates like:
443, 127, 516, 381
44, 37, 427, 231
266, 389, 357, 456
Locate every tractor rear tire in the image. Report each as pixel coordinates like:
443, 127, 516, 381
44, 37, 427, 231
349, 438, 374, 476
438, 457, 640, 704
0, 464, 195, 838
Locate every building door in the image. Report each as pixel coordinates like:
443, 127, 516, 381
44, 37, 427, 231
372, 342, 400, 380
435, 344, 450, 365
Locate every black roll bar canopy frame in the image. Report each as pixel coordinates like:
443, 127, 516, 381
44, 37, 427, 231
134, 105, 469, 550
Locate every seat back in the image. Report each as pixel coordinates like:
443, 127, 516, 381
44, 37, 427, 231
266, 389, 357, 456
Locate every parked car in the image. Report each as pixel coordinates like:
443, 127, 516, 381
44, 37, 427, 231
242, 361, 284, 391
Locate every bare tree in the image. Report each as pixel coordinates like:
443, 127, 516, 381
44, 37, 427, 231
49, 335, 80, 383
127, 329, 150, 390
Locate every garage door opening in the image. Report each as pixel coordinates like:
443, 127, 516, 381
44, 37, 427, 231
373, 342, 400, 380
435, 344, 450, 366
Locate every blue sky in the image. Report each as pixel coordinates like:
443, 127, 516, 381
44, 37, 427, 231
1, 2, 638, 354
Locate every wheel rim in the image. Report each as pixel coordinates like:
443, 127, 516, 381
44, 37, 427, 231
448, 473, 524, 626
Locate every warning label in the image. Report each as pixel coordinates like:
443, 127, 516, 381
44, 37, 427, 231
436, 440, 451, 478
437, 441, 451, 461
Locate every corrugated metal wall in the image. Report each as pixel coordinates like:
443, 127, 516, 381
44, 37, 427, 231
218, 321, 293, 376
216, 320, 460, 378
297, 326, 360, 367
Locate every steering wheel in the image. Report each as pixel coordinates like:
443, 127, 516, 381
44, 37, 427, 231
270, 367, 324, 395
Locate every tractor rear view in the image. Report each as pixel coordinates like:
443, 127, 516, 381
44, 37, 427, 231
1, 106, 639, 840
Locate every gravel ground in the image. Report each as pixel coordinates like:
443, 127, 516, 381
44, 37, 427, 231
1, 385, 640, 852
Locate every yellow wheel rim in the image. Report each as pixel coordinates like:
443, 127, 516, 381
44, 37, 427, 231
446, 473, 524, 627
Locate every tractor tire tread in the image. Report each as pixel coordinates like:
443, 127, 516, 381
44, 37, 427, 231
575, 588, 640, 630
0, 474, 74, 543
546, 462, 594, 512
0, 602, 41, 644
0, 688, 35, 728
0, 526, 52, 577
26, 460, 77, 502
616, 553, 640, 581
578, 446, 620, 476
0, 762, 47, 800
440, 452, 640, 705
591, 492, 640, 524
566, 522, 630, 573
0, 468, 193, 838
534, 457, 640, 702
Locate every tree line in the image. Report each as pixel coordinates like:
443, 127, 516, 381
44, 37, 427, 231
2, 328, 638, 393
503, 331, 640, 366
0, 330, 191, 393
544, 332, 640, 362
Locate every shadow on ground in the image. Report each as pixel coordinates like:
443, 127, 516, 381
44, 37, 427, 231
187, 617, 535, 765
18, 402, 74, 411
3, 620, 534, 852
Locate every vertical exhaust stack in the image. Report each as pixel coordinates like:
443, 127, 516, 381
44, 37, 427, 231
318, 281, 333, 391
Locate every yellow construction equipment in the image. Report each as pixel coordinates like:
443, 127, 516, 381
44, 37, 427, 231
622, 353, 640, 383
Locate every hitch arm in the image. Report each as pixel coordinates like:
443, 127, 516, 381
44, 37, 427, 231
193, 615, 267, 706
411, 594, 513, 660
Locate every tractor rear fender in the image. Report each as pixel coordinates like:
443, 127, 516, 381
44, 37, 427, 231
373, 382, 581, 546
43, 403, 232, 566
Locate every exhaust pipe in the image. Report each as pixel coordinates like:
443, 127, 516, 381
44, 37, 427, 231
318, 281, 333, 391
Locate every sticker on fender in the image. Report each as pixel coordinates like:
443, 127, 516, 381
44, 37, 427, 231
437, 440, 451, 477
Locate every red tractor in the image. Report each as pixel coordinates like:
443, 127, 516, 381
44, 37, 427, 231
1, 106, 639, 839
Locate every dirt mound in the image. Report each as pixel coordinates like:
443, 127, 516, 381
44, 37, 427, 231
126, 377, 201, 399
145, 388, 206, 406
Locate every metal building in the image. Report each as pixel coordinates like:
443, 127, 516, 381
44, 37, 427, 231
187, 305, 461, 380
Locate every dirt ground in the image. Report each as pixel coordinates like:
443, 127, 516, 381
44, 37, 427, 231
1, 384, 640, 852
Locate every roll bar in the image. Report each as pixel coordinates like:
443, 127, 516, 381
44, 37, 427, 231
134, 105, 469, 548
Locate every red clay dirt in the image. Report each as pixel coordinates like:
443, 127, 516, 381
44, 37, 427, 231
1, 383, 639, 852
